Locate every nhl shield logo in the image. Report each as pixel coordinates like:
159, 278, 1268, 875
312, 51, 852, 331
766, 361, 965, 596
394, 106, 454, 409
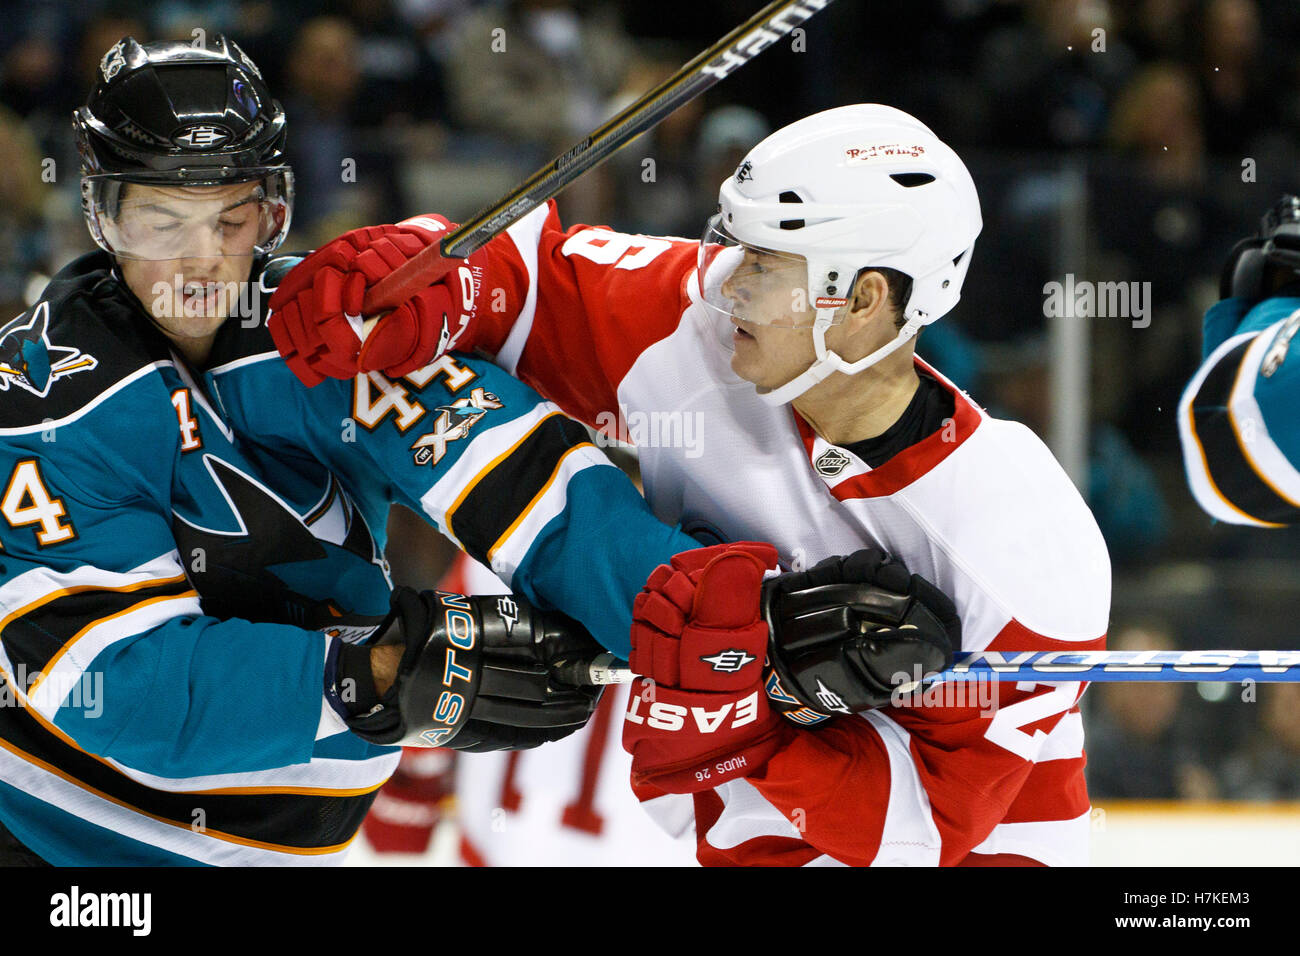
814, 448, 850, 477
173, 124, 232, 149
735, 160, 754, 184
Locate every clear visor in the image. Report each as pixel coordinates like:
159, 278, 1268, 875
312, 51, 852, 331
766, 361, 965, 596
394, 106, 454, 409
82, 169, 293, 262
696, 214, 838, 328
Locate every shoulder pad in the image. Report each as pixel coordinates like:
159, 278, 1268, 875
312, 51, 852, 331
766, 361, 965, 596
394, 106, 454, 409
1239, 295, 1300, 339
260, 253, 306, 292
0, 255, 171, 429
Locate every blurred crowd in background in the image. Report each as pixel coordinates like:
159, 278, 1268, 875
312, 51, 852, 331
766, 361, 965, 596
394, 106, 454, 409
3, 0, 1300, 803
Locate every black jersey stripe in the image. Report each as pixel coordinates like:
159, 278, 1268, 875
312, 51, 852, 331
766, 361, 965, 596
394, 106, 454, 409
0, 575, 194, 675
1190, 339, 1300, 525
0, 676, 378, 851
447, 413, 594, 567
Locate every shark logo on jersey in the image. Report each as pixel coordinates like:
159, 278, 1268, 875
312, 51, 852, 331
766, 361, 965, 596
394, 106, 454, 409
410, 387, 504, 466
701, 649, 757, 673
0, 303, 99, 398
172, 456, 388, 633
1261, 307, 1300, 377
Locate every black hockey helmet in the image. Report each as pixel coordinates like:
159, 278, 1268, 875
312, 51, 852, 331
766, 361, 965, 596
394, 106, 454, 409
75, 35, 293, 260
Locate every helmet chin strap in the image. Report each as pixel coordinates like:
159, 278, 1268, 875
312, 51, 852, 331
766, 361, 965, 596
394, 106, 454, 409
756, 310, 925, 406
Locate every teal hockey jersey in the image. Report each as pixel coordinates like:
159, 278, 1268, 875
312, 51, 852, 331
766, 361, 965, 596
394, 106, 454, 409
1180, 292, 1300, 526
0, 252, 697, 865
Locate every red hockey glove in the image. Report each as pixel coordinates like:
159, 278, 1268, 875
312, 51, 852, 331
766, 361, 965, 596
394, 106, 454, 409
268, 217, 469, 386
361, 747, 456, 854
622, 542, 784, 794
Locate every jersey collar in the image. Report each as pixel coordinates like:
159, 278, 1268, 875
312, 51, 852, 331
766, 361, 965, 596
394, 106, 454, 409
793, 356, 982, 499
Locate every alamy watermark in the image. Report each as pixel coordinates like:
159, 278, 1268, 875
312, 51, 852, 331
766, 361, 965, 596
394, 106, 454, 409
50, 886, 150, 936
890, 664, 999, 718
1, 664, 103, 718
1042, 274, 1152, 328
150, 275, 266, 327
593, 404, 704, 459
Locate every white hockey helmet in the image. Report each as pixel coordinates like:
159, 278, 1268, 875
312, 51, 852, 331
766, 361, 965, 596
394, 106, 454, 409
698, 104, 982, 404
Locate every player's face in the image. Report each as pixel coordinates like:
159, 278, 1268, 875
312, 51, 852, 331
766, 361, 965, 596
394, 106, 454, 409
729, 269, 900, 391
717, 246, 817, 328
729, 318, 823, 389
114, 181, 262, 343
722, 246, 818, 387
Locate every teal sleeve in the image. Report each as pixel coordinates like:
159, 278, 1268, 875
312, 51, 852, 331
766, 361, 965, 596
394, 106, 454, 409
234, 354, 702, 656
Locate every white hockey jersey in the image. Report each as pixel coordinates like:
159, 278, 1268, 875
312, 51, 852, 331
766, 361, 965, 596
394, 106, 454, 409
400, 202, 1113, 866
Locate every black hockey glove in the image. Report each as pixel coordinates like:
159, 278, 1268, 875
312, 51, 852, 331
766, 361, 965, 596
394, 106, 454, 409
1221, 194, 1300, 303
760, 549, 959, 723
341, 587, 604, 751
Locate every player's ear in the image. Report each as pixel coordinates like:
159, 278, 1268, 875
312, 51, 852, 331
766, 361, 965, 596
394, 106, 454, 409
843, 269, 892, 334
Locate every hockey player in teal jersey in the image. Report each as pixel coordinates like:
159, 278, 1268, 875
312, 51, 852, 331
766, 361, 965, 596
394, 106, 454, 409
0, 36, 704, 866
0, 35, 958, 868
1180, 195, 1300, 526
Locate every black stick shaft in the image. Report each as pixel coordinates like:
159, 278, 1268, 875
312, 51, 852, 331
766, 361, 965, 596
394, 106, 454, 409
439, 0, 835, 258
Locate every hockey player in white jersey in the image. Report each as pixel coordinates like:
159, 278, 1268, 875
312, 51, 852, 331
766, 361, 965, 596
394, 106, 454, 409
0, 37, 957, 867
271, 104, 1113, 866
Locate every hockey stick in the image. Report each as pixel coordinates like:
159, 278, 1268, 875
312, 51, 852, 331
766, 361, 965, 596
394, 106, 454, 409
555, 650, 1300, 686
360, 0, 835, 318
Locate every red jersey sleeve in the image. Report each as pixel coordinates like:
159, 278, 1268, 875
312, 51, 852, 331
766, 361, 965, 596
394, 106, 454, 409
450, 201, 700, 428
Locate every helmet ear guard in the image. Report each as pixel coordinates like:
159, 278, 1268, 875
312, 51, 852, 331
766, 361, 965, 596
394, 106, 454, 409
904, 243, 976, 326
